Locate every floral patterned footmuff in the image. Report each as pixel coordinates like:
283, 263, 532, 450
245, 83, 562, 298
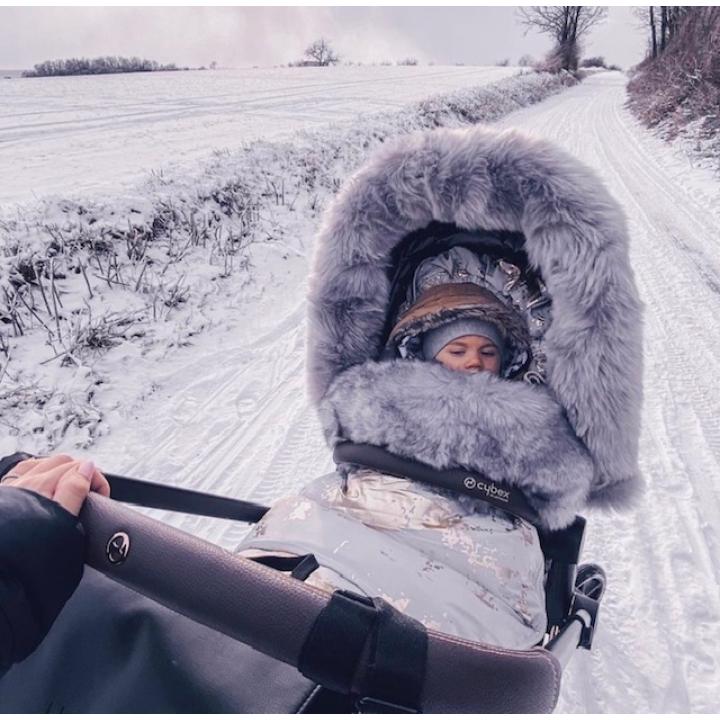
238, 469, 547, 649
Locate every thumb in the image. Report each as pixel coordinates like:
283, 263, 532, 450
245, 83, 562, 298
53, 461, 94, 516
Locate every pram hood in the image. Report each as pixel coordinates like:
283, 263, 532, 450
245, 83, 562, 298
307, 126, 643, 529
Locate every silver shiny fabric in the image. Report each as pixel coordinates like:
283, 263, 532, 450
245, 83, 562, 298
237, 469, 547, 649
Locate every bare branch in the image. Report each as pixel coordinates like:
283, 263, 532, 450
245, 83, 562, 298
518, 6, 607, 43
516, 6, 608, 71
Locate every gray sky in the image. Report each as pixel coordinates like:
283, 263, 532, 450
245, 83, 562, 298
0, 6, 647, 71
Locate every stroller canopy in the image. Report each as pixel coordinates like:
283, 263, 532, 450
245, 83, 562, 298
307, 126, 643, 526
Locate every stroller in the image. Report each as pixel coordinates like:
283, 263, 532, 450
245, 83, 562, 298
0, 126, 643, 713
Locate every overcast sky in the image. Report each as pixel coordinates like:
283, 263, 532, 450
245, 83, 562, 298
0, 6, 647, 71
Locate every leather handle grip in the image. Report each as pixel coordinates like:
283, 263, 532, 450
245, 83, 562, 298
80, 494, 326, 666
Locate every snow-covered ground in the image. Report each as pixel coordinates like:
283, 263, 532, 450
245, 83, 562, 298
3, 68, 720, 711
493, 71, 720, 713
0, 65, 518, 205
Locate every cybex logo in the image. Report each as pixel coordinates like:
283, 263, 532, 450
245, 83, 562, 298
106, 531, 131, 565
463, 477, 510, 503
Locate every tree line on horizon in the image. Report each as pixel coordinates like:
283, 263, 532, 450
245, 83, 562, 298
22, 56, 184, 78
295, 8, 614, 73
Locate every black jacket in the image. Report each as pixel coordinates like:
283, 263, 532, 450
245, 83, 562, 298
0, 454, 85, 676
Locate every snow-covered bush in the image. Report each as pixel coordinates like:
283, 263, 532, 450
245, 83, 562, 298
580, 56, 606, 68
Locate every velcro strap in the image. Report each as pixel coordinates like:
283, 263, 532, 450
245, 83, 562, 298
298, 590, 427, 711
365, 599, 427, 710
299, 590, 377, 694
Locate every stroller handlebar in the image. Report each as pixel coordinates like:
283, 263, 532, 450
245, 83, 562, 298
80, 493, 563, 713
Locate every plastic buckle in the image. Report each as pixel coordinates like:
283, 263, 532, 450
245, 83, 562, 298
572, 592, 601, 650
355, 696, 418, 714
571, 563, 606, 651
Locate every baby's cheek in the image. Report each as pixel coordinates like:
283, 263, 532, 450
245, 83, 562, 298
437, 356, 461, 371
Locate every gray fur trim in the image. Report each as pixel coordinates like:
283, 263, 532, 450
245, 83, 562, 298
320, 360, 593, 530
307, 126, 644, 510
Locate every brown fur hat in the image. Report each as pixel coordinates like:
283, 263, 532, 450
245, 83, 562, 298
388, 282, 532, 376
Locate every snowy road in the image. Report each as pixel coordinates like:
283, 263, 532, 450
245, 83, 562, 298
494, 71, 720, 713
87, 72, 720, 712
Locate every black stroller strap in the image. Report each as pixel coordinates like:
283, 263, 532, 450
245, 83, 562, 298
298, 590, 427, 712
105, 473, 270, 523
333, 442, 540, 526
0, 452, 270, 524
249, 554, 320, 581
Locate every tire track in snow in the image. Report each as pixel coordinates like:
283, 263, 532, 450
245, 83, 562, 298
87, 257, 330, 549
498, 71, 720, 712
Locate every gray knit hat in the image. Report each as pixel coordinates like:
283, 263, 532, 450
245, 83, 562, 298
421, 318, 505, 361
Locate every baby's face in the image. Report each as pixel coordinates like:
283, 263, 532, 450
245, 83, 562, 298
435, 335, 501, 375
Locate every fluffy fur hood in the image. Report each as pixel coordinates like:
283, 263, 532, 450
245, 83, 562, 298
307, 125, 643, 524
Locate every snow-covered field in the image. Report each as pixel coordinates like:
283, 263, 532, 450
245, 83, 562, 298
0, 65, 518, 205
2, 68, 720, 712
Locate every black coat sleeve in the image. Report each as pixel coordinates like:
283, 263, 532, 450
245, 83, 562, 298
0, 486, 85, 676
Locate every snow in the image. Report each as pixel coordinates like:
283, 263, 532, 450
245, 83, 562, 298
2, 67, 720, 711
492, 71, 720, 713
0, 65, 518, 206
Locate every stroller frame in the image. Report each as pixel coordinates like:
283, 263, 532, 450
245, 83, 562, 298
1, 439, 604, 712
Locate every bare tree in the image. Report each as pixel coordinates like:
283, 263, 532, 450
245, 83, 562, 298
518, 54, 536, 67
627, 7, 720, 130
631, 7, 693, 62
660, 6, 669, 51
303, 38, 339, 67
664, 6, 689, 45
649, 7, 658, 58
518, 7, 608, 71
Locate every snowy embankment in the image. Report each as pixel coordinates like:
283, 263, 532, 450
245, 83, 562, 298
0, 69, 576, 456
625, 7, 720, 180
